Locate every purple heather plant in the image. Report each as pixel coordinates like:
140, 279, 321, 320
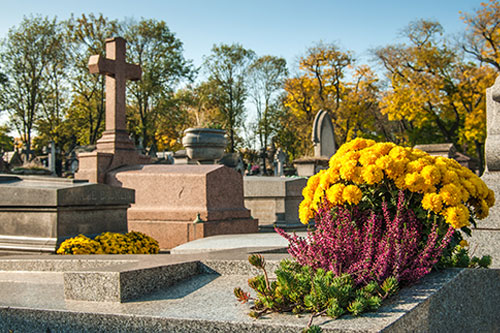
276, 191, 454, 286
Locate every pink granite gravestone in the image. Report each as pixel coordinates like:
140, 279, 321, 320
107, 164, 258, 249
75, 37, 257, 248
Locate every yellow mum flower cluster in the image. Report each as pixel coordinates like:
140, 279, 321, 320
57, 231, 159, 255
299, 138, 495, 229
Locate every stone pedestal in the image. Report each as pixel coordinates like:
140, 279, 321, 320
107, 164, 258, 249
293, 156, 329, 177
0, 174, 133, 253
76, 149, 150, 184
244, 176, 307, 230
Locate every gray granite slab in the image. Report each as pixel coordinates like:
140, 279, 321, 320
0, 251, 498, 332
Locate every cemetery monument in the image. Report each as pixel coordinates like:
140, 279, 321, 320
293, 109, 335, 177
76, 37, 258, 249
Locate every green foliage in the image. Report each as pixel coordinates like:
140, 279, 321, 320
203, 43, 256, 152
0, 15, 67, 160
0, 125, 13, 151
235, 257, 399, 330
439, 244, 492, 269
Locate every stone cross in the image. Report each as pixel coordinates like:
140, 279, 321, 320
88, 37, 141, 152
485, 75, 500, 172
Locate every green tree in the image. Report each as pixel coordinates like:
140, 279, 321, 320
203, 43, 256, 152
0, 125, 13, 152
122, 18, 194, 150
65, 13, 119, 146
0, 15, 66, 160
248, 55, 288, 150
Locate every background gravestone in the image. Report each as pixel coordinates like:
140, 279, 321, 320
293, 110, 334, 177
312, 109, 336, 158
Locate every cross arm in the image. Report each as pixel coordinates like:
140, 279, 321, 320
88, 55, 115, 76
125, 63, 142, 81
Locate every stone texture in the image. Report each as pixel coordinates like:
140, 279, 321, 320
293, 156, 329, 177
107, 164, 258, 249
0, 251, 498, 332
475, 75, 500, 265
243, 176, 307, 228
0, 175, 133, 253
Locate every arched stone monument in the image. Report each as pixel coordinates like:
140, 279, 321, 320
294, 110, 336, 177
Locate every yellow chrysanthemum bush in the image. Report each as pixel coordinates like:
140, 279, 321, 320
56, 231, 159, 255
299, 138, 494, 230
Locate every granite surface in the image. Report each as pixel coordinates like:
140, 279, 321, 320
0, 250, 498, 332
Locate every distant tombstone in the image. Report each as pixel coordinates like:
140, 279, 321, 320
275, 148, 286, 177
48, 141, 56, 176
312, 110, 336, 158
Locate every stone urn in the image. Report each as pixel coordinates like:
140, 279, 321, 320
182, 128, 227, 164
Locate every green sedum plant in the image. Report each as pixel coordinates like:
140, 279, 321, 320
235, 255, 398, 330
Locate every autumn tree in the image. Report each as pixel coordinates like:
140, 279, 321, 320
65, 13, 119, 146
248, 55, 288, 150
0, 15, 67, 160
122, 18, 194, 150
375, 19, 496, 174
461, 0, 500, 71
283, 43, 384, 156
203, 43, 255, 152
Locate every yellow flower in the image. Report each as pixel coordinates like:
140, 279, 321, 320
421, 165, 441, 186
362, 164, 384, 185
475, 199, 490, 219
359, 152, 380, 166
421, 193, 443, 213
326, 183, 345, 206
404, 172, 426, 192
444, 205, 470, 229
485, 189, 495, 207
342, 185, 363, 205
440, 183, 462, 206
299, 200, 314, 224
459, 240, 469, 248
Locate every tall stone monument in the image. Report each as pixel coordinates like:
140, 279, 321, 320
471, 75, 500, 264
75, 37, 150, 183
75, 37, 258, 249
293, 109, 336, 177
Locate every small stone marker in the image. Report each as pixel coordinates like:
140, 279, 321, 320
312, 109, 336, 158
48, 141, 56, 176
275, 148, 286, 177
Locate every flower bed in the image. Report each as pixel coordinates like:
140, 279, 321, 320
236, 138, 494, 332
56, 231, 159, 255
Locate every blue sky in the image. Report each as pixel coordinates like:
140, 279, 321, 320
0, 0, 483, 71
